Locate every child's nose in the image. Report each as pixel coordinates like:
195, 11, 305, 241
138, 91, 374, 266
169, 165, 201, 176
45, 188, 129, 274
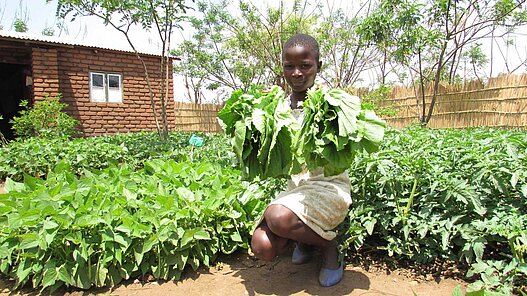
292, 68, 302, 77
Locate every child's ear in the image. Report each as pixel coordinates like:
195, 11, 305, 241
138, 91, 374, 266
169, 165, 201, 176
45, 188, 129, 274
317, 61, 322, 72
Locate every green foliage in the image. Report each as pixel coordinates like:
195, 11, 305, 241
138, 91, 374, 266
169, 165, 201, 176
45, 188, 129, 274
219, 86, 386, 178
173, 0, 319, 100
0, 160, 271, 291
10, 96, 79, 139
360, 84, 398, 117
356, 0, 426, 65
355, 0, 527, 124
297, 87, 386, 176
13, 18, 28, 32
343, 126, 527, 294
314, 6, 368, 88
0, 138, 129, 181
462, 43, 488, 80
1, 128, 526, 293
0, 132, 234, 182
41, 27, 55, 36
54, 0, 191, 32
218, 85, 298, 180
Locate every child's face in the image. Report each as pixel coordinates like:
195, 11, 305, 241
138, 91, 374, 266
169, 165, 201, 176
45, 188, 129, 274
282, 45, 320, 94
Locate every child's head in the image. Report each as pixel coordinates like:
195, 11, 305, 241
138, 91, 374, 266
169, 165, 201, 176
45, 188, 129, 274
282, 34, 321, 94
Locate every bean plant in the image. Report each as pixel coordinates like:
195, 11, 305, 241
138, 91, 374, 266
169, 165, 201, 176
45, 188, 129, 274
0, 160, 272, 292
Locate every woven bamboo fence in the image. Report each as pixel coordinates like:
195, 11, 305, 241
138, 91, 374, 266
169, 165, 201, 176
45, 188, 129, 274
173, 74, 527, 132
173, 102, 224, 133
379, 73, 527, 129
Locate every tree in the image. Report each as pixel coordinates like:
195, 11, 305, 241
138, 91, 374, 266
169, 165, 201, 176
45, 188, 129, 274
42, 26, 55, 36
12, 0, 30, 32
174, 0, 376, 103
357, 0, 527, 125
463, 43, 488, 81
174, 0, 318, 103
315, 2, 378, 88
53, 0, 192, 141
13, 18, 27, 32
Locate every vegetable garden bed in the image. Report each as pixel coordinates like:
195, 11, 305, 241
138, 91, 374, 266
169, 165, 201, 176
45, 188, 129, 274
0, 128, 525, 295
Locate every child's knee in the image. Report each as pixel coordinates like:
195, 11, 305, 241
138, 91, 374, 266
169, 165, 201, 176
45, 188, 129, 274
264, 205, 299, 235
251, 231, 275, 261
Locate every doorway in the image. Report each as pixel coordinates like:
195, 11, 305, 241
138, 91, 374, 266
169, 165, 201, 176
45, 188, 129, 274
0, 63, 31, 140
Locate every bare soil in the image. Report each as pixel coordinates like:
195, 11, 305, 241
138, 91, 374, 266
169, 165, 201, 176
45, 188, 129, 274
0, 183, 467, 295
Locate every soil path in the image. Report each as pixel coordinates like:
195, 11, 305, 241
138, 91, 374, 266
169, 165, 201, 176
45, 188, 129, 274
0, 252, 467, 296
104, 252, 465, 296
0, 183, 466, 295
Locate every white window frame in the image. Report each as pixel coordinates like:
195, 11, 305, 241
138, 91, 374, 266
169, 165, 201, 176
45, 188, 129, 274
89, 72, 123, 103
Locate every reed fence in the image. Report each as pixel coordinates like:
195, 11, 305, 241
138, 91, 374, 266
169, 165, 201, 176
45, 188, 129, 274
173, 102, 224, 133
173, 74, 527, 132
379, 73, 527, 129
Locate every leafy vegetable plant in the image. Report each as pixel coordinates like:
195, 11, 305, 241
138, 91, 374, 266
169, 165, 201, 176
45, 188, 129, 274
296, 87, 386, 176
343, 127, 527, 294
0, 159, 268, 291
218, 85, 298, 180
219, 85, 386, 178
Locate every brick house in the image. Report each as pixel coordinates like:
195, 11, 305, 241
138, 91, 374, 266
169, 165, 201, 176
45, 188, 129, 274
0, 30, 176, 139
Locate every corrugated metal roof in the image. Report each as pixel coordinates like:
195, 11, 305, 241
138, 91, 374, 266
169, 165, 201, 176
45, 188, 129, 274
0, 30, 176, 58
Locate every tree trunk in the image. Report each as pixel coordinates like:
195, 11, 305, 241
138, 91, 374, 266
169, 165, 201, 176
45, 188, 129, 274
424, 41, 448, 124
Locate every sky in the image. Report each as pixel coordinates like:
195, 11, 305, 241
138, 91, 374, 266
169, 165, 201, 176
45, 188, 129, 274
1, 0, 526, 102
0, 0, 197, 100
0, 0, 160, 53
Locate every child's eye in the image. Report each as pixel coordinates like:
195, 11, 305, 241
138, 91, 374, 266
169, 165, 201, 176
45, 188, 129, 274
284, 65, 293, 70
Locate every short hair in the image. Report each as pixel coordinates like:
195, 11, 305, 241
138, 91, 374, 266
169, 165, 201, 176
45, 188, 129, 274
283, 33, 320, 62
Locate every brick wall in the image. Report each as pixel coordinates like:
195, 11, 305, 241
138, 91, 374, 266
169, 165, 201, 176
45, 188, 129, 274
31, 46, 175, 136
0, 41, 31, 64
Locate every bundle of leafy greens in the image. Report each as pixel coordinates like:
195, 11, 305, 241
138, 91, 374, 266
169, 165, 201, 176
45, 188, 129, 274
295, 87, 386, 176
218, 85, 299, 180
219, 85, 386, 179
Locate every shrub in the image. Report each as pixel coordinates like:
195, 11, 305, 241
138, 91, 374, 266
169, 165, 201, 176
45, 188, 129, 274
360, 84, 398, 117
10, 95, 79, 139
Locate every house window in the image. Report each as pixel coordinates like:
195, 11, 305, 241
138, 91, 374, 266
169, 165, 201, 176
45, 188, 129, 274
90, 72, 123, 103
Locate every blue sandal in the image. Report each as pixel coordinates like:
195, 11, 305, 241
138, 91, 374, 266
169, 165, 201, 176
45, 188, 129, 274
318, 264, 344, 287
291, 243, 313, 265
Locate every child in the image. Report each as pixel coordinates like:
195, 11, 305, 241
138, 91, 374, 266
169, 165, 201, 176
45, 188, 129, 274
250, 33, 352, 287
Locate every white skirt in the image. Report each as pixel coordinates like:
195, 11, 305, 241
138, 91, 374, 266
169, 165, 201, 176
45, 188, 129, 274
267, 167, 352, 241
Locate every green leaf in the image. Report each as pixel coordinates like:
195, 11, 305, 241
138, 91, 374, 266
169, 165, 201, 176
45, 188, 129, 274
230, 232, 242, 242
473, 241, 485, 260
41, 265, 58, 289
193, 229, 211, 240
57, 264, 73, 286
14, 258, 32, 288
43, 219, 59, 230
451, 285, 463, 296
18, 233, 39, 250
4, 178, 25, 193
